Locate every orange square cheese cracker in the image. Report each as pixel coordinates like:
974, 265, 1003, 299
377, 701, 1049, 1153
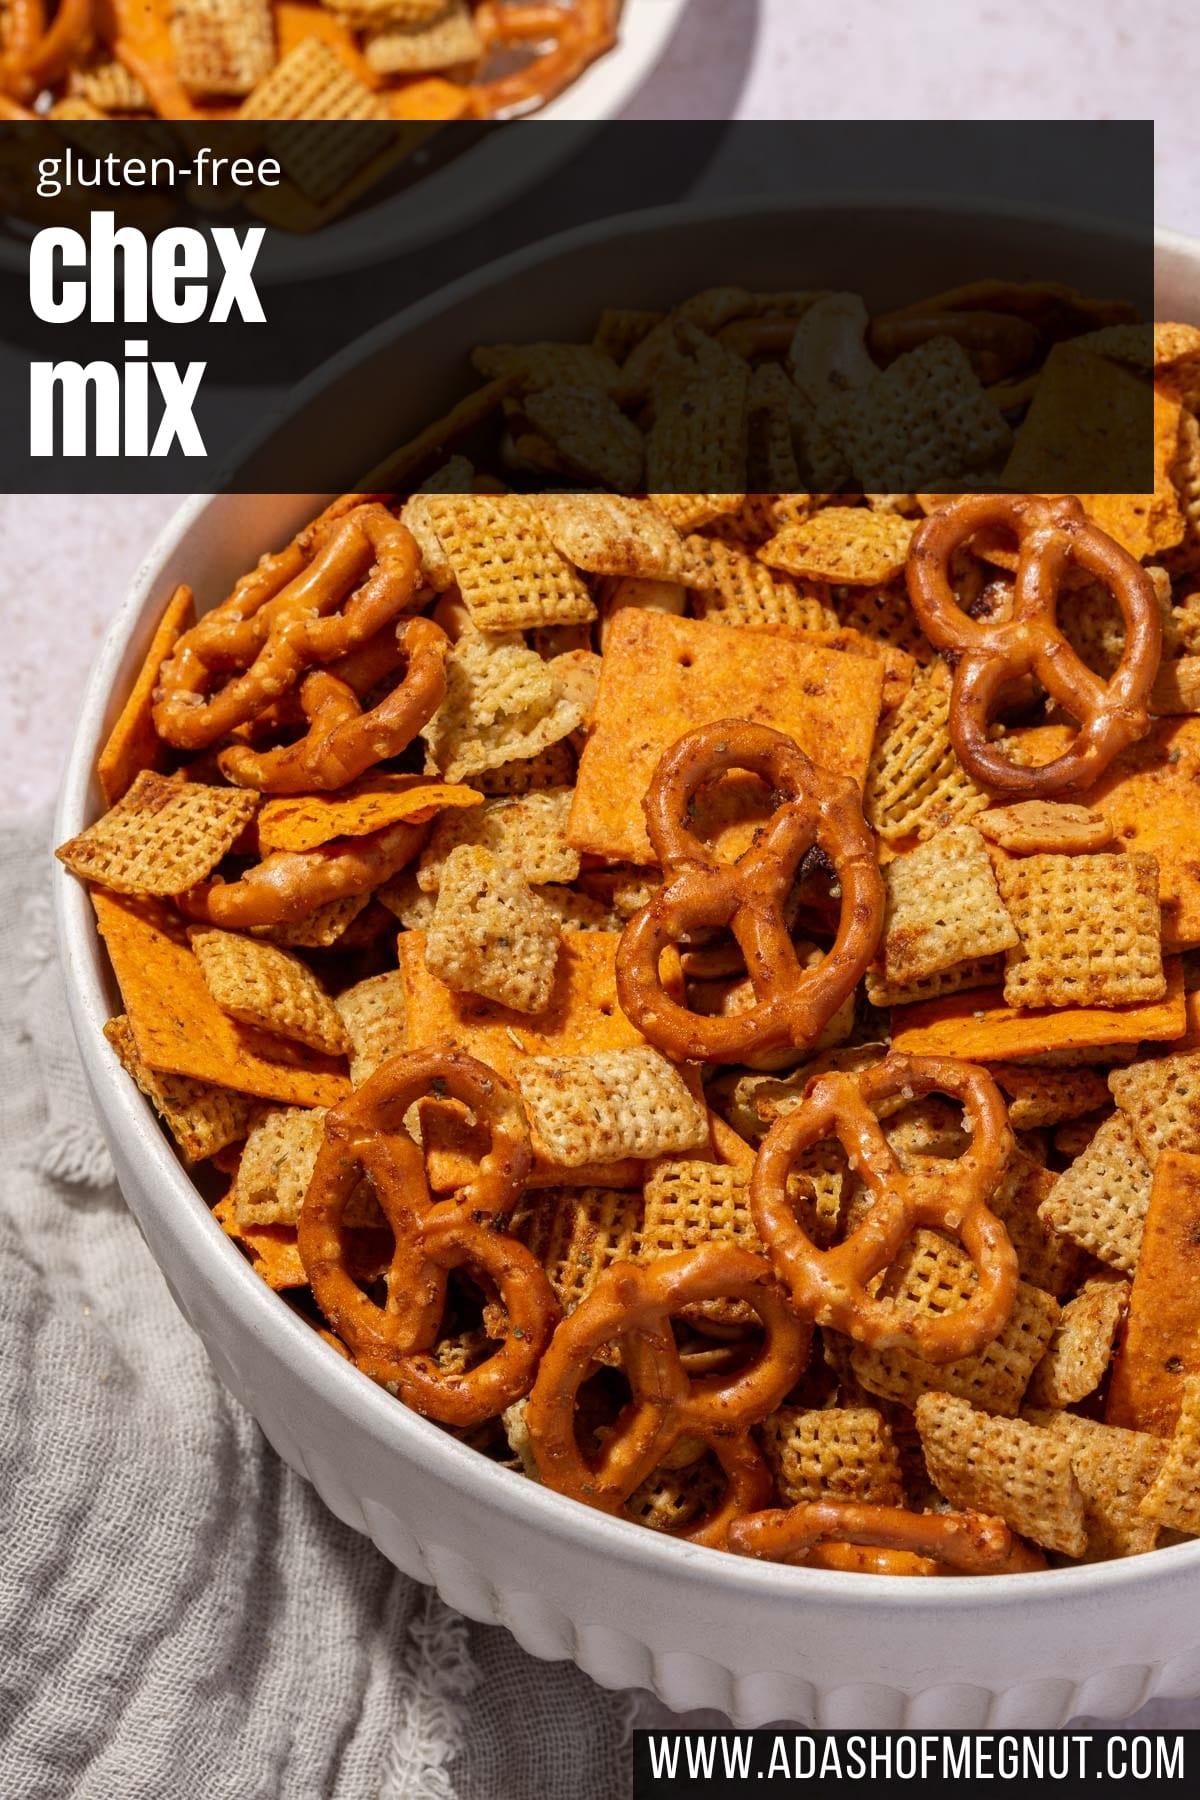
569, 608, 885, 863
891, 958, 1186, 1061
1107, 1149, 1200, 1436
97, 584, 195, 806
93, 890, 350, 1107
257, 776, 481, 853
398, 928, 692, 1178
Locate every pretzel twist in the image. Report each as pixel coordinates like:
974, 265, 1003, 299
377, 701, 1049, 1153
153, 504, 421, 752
729, 1500, 1045, 1574
218, 616, 449, 793
616, 721, 884, 1064
907, 493, 1161, 797
751, 1053, 1018, 1361
1, 0, 91, 99
178, 816, 429, 929
469, 0, 617, 117
299, 1049, 558, 1427
526, 1247, 810, 1545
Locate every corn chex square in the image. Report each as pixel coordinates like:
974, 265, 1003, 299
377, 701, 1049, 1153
533, 494, 685, 581
422, 632, 584, 784
996, 852, 1166, 1010
988, 1149, 1083, 1298
242, 45, 390, 203
189, 928, 350, 1057
1025, 1412, 1163, 1560
988, 1061, 1112, 1130
1026, 1274, 1130, 1409
418, 788, 578, 892
334, 970, 408, 1086
473, 740, 577, 796
364, 0, 482, 73
637, 1158, 763, 1329
1109, 1048, 1200, 1164
835, 584, 936, 666
681, 533, 837, 631
863, 671, 990, 843
521, 388, 644, 492
170, 0, 275, 97
761, 1406, 905, 1507
866, 956, 1004, 1011
516, 1187, 642, 1315
879, 824, 1018, 989
231, 1105, 324, 1227
515, 1048, 709, 1168
915, 1392, 1087, 1556
259, 892, 371, 949
850, 1230, 1060, 1416
420, 495, 595, 633
645, 343, 749, 496
835, 337, 1012, 491
56, 771, 257, 897
626, 1456, 726, 1534
760, 507, 916, 587
1137, 1376, 1200, 1535
424, 846, 561, 1016
104, 1015, 253, 1163
1037, 1112, 1152, 1274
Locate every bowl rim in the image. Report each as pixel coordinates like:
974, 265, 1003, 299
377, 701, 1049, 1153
54, 204, 1200, 1614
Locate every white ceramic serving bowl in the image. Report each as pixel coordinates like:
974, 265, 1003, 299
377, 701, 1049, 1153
56, 204, 1200, 1728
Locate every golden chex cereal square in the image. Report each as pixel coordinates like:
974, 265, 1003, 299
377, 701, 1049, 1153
834, 584, 936, 665
1025, 1412, 1164, 1561
189, 928, 350, 1057
423, 495, 596, 633
996, 852, 1166, 1010
417, 788, 579, 892
1137, 1376, 1200, 1535
915, 1392, 1087, 1556
243, 45, 390, 202
850, 1230, 1060, 1416
988, 1149, 1084, 1298
988, 1061, 1112, 1129
258, 892, 371, 948
522, 388, 644, 492
534, 494, 685, 581
424, 845, 561, 1015
422, 632, 584, 784
879, 824, 1018, 989
334, 970, 408, 1086
625, 1456, 726, 1534
1109, 1048, 1200, 1163
171, 0, 275, 98
1037, 1112, 1152, 1274
515, 1048, 709, 1168
232, 1105, 325, 1226
836, 337, 1012, 491
759, 507, 916, 587
646, 342, 749, 496
867, 956, 1005, 1011
104, 1015, 253, 1163
516, 1186, 642, 1313
681, 533, 837, 631
56, 771, 257, 896
364, 0, 483, 73
761, 1406, 905, 1507
1025, 1274, 1130, 1409
863, 671, 990, 844
637, 1157, 762, 1328
473, 740, 577, 796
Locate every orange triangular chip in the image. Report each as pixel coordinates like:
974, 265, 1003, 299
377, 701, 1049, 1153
256, 774, 481, 853
97, 585, 195, 805
93, 889, 350, 1107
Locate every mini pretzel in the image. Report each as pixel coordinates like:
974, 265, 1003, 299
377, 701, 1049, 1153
729, 1500, 1045, 1574
907, 494, 1161, 797
751, 1052, 1018, 1362
868, 311, 1039, 383
526, 1246, 810, 1545
469, 0, 617, 117
153, 505, 420, 752
218, 617, 449, 794
1, 0, 92, 100
299, 1048, 558, 1427
179, 816, 429, 930
616, 721, 884, 1063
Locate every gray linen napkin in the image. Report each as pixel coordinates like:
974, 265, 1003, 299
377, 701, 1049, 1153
0, 820, 633, 1800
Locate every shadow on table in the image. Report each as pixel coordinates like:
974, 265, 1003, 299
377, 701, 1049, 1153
620, 0, 761, 122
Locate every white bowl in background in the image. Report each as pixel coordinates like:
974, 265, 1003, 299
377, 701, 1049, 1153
55, 206, 1200, 1727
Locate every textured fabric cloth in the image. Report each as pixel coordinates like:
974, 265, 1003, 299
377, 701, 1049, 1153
0, 820, 633, 1800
